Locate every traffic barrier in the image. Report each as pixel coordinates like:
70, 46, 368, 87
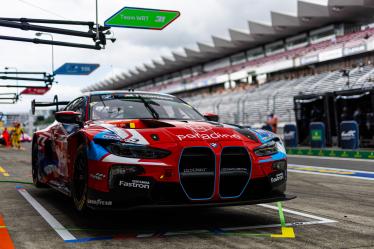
310, 122, 326, 148
283, 124, 298, 148
286, 148, 374, 160
340, 121, 359, 150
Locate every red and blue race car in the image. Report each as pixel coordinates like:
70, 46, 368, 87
32, 91, 294, 211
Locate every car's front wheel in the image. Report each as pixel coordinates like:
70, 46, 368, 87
31, 139, 46, 188
72, 144, 88, 212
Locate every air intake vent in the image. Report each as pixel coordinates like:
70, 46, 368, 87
220, 147, 251, 198
179, 147, 215, 200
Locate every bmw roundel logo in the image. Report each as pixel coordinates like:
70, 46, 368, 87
210, 143, 218, 148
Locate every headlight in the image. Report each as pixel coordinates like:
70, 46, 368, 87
254, 141, 278, 156
105, 143, 170, 159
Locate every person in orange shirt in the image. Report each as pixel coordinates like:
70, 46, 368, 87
2, 128, 10, 147
267, 113, 279, 134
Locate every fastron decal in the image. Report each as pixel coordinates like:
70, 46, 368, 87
119, 180, 150, 189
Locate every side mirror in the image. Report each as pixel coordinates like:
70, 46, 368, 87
55, 111, 83, 127
204, 113, 219, 122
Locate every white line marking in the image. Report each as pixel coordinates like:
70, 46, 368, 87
219, 204, 336, 232
288, 164, 374, 181
288, 169, 374, 181
288, 164, 374, 174
288, 154, 374, 162
17, 188, 77, 241
258, 204, 336, 223
220, 220, 333, 232
16, 187, 337, 240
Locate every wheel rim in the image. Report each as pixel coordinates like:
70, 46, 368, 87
74, 154, 87, 200
32, 143, 38, 182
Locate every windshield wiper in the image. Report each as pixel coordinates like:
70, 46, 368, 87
138, 95, 159, 119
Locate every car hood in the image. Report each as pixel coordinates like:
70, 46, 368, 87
90, 119, 250, 144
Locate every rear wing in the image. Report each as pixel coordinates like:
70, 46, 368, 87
31, 95, 70, 115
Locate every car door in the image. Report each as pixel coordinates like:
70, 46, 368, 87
51, 97, 86, 186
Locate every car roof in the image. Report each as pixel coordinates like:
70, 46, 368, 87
85, 90, 175, 98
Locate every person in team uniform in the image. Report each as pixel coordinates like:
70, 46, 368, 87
11, 122, 23, 149
2, 128, 10, 147
267, 113, 279, 134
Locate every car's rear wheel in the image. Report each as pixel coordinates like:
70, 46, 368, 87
32, 139, 46, 188
72, 144, 88, 212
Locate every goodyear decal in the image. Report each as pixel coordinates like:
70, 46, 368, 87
288, 164, 374, 181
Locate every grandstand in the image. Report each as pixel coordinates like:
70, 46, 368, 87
186, 62, 374, 126
84, 0, 374, 133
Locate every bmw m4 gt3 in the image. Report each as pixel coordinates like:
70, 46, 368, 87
32, 91, 294, 211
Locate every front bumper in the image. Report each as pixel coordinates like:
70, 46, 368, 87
86, 173, 294, 210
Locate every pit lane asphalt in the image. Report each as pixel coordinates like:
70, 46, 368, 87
0, 144, 373, 249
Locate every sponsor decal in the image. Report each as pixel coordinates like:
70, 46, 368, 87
87, 199, 113, 206
344, 44, 366, 56
119, 180, 150, 189
341, 130, 356, 141
221, 168, 247, 172
283, 131, 295, 140
108, 93, 175, 101
102, 94, 115, 100
270, 172, 284, 183
185, 125, 212, 133
98, 124, 148, 145
176, 132, 241, 141
102, 134, 121, 141
253, 129, 277, 142
90, 173, 106, 181
210, 143, 218, 148
183, 168, 209, 173
124, 138, 140, 143
311, 129, 322, 141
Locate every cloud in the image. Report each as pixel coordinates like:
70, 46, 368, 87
0, 0, 297, 113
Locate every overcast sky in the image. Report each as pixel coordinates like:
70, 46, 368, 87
0, 0, 323, 113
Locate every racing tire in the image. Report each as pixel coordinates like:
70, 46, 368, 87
72, 144, 89, 212
31, 139, 47, 188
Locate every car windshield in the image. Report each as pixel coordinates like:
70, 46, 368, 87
89, 93, 205, 121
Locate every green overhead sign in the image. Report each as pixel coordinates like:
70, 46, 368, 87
104, 7, 180, 30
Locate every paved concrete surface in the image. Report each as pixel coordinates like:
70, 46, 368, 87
0, 144, 373, 249
288, 155, 374, 172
